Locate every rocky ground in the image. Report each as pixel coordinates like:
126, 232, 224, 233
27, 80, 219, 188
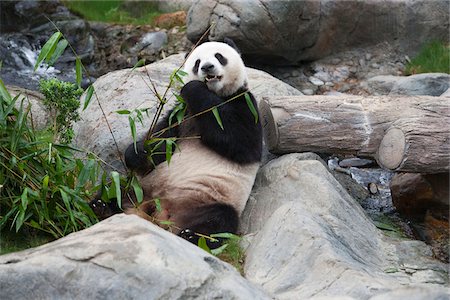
261, 42, 407, 96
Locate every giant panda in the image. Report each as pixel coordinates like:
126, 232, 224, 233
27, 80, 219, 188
91, 39, 262, 247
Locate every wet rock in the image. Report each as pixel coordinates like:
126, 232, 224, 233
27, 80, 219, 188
0, 214, 270, 300
0, 0, 94, 90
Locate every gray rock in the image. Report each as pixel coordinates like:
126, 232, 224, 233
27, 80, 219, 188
241, 154, 448, 299
0, 214, 270, 300
367, 73, 450, 96
73, 53, 301, 172
127, 31, 168, 56
366, 75, 399, 95
389, 73, 450, 96
187, 0, 449, 64
309, 76, 325, 86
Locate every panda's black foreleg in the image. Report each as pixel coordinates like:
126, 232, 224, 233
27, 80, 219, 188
181, 80, 262, 164
177, 203, 239, 249
124, 109, 180, 175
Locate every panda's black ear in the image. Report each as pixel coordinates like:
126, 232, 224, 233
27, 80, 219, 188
224, 38, 241, 54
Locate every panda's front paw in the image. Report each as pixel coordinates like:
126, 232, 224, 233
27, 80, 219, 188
179, 228, 198, 244
180, 80, 209, 100
89, 198, 114, 220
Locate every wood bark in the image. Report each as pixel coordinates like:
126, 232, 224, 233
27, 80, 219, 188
260, 95, 449, 173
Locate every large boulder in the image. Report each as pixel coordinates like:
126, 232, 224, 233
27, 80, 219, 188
0, 214, 270, 299
73, 53, 301, 172
241, 154, 449, 299
186, 0, 450, 64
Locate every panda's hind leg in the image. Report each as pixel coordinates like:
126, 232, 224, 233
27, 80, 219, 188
177, 203, 239, 249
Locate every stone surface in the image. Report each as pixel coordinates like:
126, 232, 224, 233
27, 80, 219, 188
187, 0, 449, 64
0, 214, 270, 300
241, 154, 448, 299
8, 86, 49, 130
367, 73, 450, 96
73, 53, 301, 172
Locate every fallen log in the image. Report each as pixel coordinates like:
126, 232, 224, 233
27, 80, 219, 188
376, 117, 450, 173
260, 95, 449, 173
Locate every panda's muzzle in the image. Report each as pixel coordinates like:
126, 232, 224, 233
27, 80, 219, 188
205, 74, 223, 82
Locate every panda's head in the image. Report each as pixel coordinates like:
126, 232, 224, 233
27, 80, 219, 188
183, 40, 248, 97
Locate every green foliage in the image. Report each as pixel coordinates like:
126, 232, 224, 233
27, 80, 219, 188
405, 41, 450, 75
198, 233, 245, 274
62, 0, 161, 25
39, 78, 83, 144
0, 81, 100, 239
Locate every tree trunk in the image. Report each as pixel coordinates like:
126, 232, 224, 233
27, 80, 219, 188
260, 95, 449, 173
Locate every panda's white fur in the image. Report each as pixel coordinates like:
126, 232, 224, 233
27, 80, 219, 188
130, 139, 259, 226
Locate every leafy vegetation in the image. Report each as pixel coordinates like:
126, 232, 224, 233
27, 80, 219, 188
62, 0, 161, 25
0, 80, 100, 241
39, 78, 83, 144
404, 41, 450, 75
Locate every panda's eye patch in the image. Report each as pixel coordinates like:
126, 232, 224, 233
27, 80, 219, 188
215, 53, 228, 66
193, 59, 200, 75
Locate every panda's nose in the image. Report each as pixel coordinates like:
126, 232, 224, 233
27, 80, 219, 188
201, 63, 214, 72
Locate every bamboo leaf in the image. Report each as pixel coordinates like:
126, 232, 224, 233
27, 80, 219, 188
129, 115, 137, 153
0, 78, 12, 104
154, 198, 162, 212
34, 32, 62, 71
60, 188, 76, 229
20, 187, 29, 211
131, 58, 146, 71
176, 70, 188, 77
111, 171, 122, 209
83, 85, 94, 111
244, 93, 258, 124
165, 139, 173, 165
47, 39, 68, 66
212, 107, 224, 130
198, 237, 212, 254
211, 244, 228, 256
116, 109, 131, 115
131, 176, 143, 204
159, 220, 174, 226
75, 57, 82, 88
211, 232, 240, 240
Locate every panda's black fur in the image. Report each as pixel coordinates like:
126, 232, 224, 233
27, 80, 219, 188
91, 39, 262, 247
